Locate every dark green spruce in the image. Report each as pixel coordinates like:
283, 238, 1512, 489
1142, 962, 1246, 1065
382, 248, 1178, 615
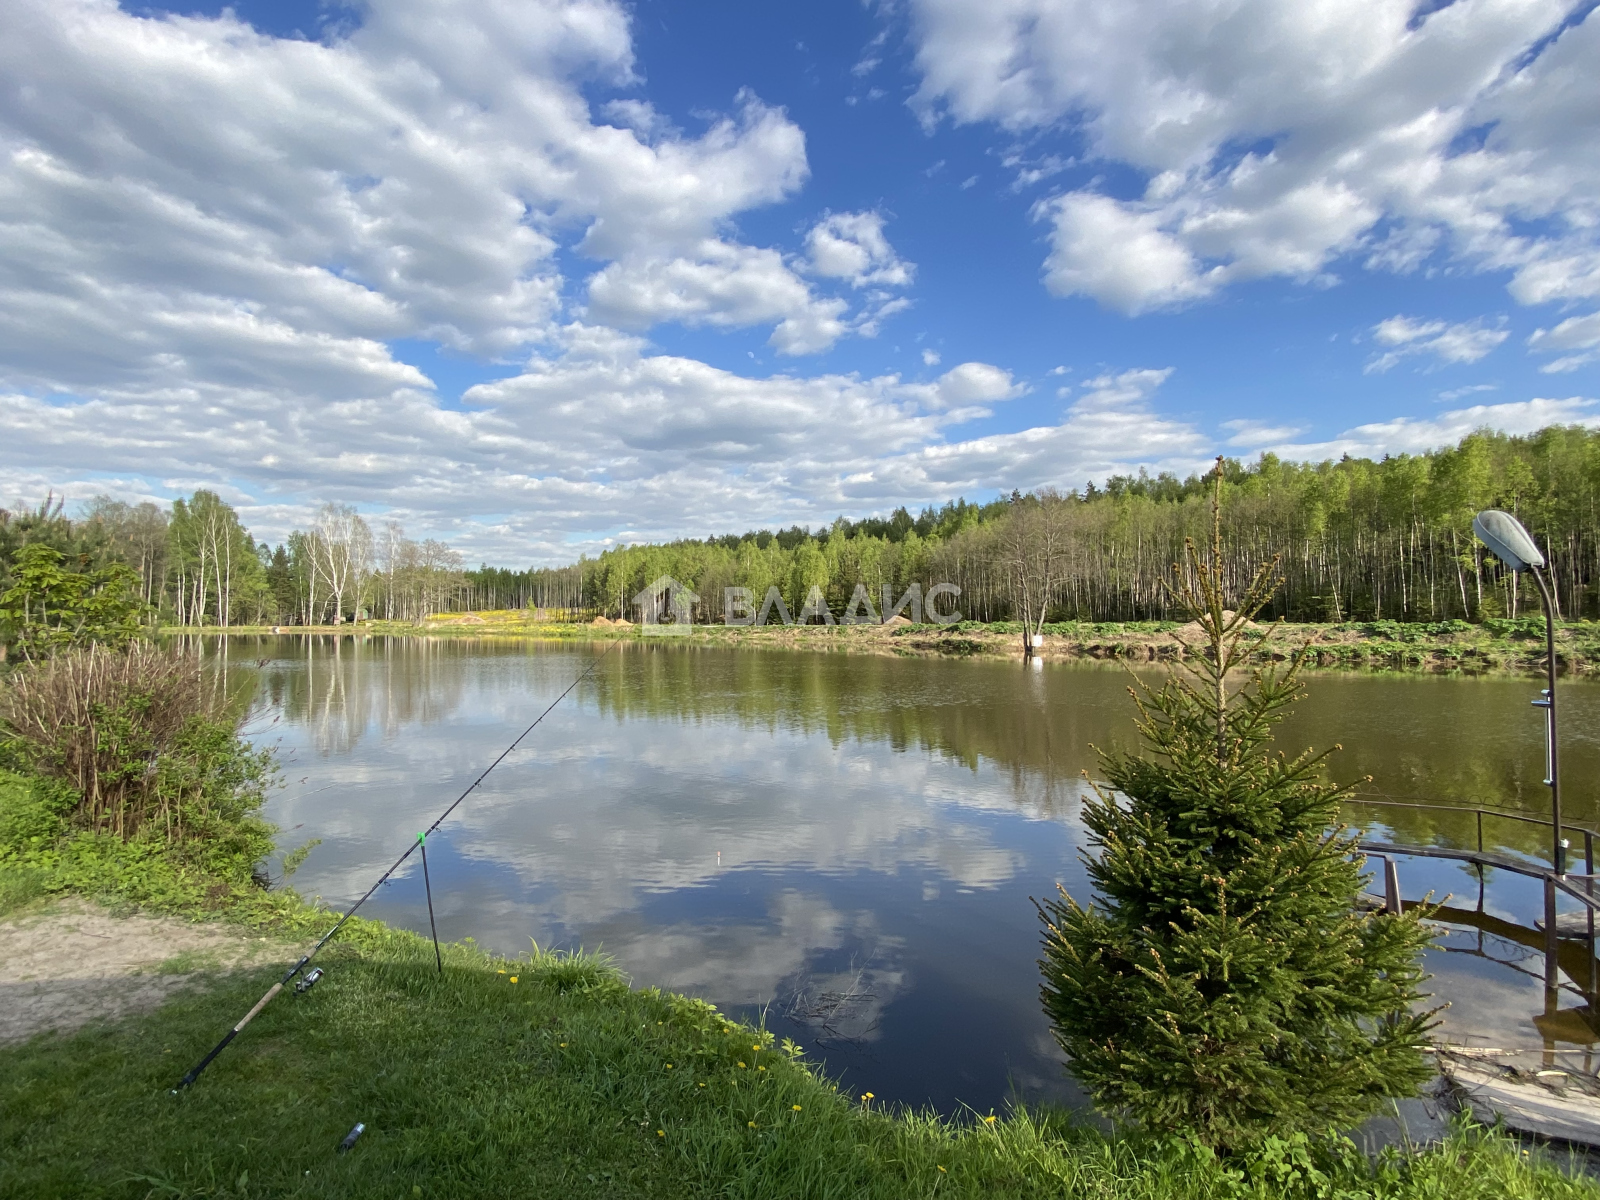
1038, 461, 1437, 1149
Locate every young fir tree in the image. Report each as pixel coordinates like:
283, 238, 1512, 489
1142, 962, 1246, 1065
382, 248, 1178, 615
1038, 460, 1436, 1150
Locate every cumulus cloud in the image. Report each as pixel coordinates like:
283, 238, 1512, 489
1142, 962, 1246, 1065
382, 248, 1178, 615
1528, 311, 1600, 373
1365, 315, 1509, 373
805, 211, 915, 289
907, 0, 1600, 313
586, 239, 851, 354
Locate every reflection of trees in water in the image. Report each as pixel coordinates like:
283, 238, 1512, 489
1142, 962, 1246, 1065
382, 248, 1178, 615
211, 636, 1600, 846
586, 644, 1600, 839
584, 643, 1113, 819
240, 635, 470, 756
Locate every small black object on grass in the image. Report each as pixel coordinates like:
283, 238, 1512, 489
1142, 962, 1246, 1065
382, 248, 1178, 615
337, 1123, 365, 1153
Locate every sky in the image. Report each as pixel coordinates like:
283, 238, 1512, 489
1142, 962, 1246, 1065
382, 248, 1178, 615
2, 0, 1598, 565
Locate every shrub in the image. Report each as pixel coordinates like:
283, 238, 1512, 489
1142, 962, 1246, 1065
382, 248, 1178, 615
0, 642, 273, 843
1038, 465, 1436, 1150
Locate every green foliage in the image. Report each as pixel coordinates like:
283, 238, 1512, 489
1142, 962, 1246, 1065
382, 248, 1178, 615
0, 544, 144, 657
0, 643, 274, 840
1039, 467, 1436, 1149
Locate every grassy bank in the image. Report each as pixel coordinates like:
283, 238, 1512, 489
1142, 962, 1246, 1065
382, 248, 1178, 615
195, 611, 1600, 676
3, 930, 1595, 1200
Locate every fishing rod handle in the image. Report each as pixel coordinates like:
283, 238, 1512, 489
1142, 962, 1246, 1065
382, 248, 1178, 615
172, 982, 284, 1091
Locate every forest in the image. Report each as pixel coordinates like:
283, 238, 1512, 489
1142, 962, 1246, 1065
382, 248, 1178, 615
2, 423, 1599, 630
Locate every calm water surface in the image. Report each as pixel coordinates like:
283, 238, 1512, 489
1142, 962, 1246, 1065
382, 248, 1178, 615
222, 636, 1600, 1114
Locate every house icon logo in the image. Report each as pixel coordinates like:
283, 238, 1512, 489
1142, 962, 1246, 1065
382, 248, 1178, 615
634, 575, 698, 636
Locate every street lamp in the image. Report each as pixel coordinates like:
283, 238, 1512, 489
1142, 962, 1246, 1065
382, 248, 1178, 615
1473, 509, 1564, 875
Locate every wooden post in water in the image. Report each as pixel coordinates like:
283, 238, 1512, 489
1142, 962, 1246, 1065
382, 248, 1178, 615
1384, 858, 1402, 916
1545, 875, 1559, 992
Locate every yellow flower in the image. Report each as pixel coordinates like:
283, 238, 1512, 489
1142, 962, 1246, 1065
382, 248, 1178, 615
665, 1063, 673, 1069
737, 1062, 746, 1068
752, 1045, 760, 1051
698, 1083, 706, 1088
937, 1166, 946, 1173
559, 1042, 567, 1047
747, 1121, 757, 1128
791, 1105, 802, 1111
862, 1092, 875, 1100
757, 1065, 766, 1071
496, 969, 506, 974
983, 1115, 997, 1125
656, 1130, 664, 1137
509, 976, 519, 983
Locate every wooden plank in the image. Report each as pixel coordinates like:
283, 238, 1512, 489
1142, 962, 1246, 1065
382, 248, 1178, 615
1438, 1050, 1600, 1146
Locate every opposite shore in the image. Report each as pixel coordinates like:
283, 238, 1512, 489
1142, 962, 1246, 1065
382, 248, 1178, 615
176, 612, 1599, 676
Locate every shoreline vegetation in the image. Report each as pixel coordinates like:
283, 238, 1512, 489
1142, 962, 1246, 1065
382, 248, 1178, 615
184, 611, 1600, 676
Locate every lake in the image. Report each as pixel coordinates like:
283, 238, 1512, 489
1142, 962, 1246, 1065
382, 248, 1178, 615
220, 634, 1600, 1115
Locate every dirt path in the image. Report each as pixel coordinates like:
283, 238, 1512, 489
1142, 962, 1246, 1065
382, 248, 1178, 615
0, 899, 293, 1044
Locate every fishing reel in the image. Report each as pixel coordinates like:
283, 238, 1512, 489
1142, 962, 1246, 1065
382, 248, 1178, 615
294, 967, 324, 994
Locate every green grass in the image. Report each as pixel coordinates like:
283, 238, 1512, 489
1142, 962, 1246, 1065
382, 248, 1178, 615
2, 929, 1597, 1200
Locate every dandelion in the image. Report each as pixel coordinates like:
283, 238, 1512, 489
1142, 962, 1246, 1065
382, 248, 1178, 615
737, 1062, 747, 1068
509, 976, 519, 983
983, 1115, 997, 1125
748, 1121, 757, 1128
792, 1105, 802, 1111
698, 1083, 706, 1088
937, 1166, 946, 1173
559, 1042, 567, 1047
757, 1065, 766, 1071
657, 1130, 664, 1137
666, 1064, 673, 1069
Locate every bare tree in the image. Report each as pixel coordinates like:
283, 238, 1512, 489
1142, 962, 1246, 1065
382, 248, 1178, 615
310, 503, 373, 623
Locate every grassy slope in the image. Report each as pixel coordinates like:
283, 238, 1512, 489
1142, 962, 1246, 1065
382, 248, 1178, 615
4, 927, 1598, 1200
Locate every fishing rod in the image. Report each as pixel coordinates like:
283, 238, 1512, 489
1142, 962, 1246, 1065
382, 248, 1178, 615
173, 636, 623, 1092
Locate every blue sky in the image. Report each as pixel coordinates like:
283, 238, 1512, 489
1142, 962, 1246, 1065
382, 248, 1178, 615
4, 0, 1597, 562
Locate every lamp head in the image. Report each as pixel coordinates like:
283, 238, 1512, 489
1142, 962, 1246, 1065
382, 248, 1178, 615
1473, 509, 1545, 572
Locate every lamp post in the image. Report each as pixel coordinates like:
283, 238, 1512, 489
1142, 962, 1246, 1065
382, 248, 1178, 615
1473, 509, 1564, 875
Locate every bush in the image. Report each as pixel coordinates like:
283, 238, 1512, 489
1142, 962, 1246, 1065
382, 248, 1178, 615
0, 642, 272, 841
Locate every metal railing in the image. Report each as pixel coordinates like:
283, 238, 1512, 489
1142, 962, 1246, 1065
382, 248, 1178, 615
1343, 794, 1600, 997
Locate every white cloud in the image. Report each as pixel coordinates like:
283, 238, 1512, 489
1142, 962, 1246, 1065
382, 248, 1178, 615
1222, 419, 1304, 448
1528, 311, 1600, 373
586, 239, 851, 354
922, 349, 941, 366
806, 211, 915, 288
0, 0, 825, 386
1036, 194, 1216, 313
1262, 397, 1600, 461
908, 0, 1600, 313
1365, 314, 1509, 373
0, 332, 1184, 559
1438, 383, 1498, 401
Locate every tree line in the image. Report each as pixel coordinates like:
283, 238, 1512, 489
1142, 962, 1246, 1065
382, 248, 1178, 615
5, 422, 1600, 631
0, 495, 512, 628
585, 424, 1600, 628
